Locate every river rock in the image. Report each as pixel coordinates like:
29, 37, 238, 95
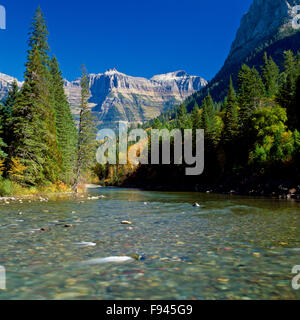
121, 221, 132, 225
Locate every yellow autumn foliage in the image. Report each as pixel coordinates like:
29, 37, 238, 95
7, 157, 27, 179
0, 159, 5, 177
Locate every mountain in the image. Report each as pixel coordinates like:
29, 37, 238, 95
64, 69, 207, 128
185, 0, 300, 110
0, 73, 23, 101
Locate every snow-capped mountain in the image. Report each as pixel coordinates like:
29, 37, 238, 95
64, 69, 207, 128
0, 73, 23, 101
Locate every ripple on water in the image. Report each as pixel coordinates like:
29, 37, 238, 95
0, 188, 299, 300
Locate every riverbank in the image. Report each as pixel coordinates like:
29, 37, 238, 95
0, 183, 100, 204
120, 171, 300, 200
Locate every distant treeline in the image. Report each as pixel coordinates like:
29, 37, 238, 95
96, 51, 300, 193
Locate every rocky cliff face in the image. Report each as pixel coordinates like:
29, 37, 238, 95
0, 73, 23, 101
64, 69, 207, 128
227, 0, 300, 69
186, 0, 300, 108
1, 69, 206, 128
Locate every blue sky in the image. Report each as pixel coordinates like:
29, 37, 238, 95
0, 0, 252, 81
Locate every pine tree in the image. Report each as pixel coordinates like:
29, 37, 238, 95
0, 81, 19, 158
49, 55, 77, 183
191, 102, 201, 130
261, 52, 280, 98
74, 65, 97, 192
9, 8, 60, 185
28, 6, 50, 67
0, 109, 7, 160
238, 64, 264, 127
223, 77, 239, 143
152, 118, 162, 130
295, 75, 300, 130
201, 93, 218, 147
176, 103, 192, 130
277, 51, 300, 129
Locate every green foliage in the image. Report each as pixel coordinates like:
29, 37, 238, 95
223, 77, 239, 143
248, 102, 296, 168
261, 52, 280, 98
191, 102, 201, 130
4, 7, 79, 187
74, 65, 97, 191
238, 64, 265, 127
0, 179, 14, 196
276, 50, 300, 129
201, 93, 219, 147
175, 103, 192, 130
49, 55, 77, 184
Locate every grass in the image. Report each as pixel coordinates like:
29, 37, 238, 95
0, 178, 73, 197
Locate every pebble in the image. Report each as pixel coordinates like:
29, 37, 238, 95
81, 256, 134, 265
121, 221, 132, 225
74, 242, 96, 247
193, 202, 201, 207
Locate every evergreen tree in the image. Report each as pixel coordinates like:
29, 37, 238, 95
28, 6, 50, 67
295, 75, 300, 130
261, 52, 280, 98
223, 77, 239, 143
277, 51, 300, 129
0, 108, 7, 160
201, 93, 218, 147
176, 103, 192, 130
152, 118, 162, 130
0, 81, 19, 156
238, 64, 264, 127
49, 55, 77, 183
191, 102, 201, 130
9, 8, 60, 185
74, 65, 97, 192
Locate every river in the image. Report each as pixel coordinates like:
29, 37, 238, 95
0, 187, 299, 299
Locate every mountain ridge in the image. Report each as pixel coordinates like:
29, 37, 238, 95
183, 0, 300, 112
0, 69, 207, 128
64, 68, 207, 128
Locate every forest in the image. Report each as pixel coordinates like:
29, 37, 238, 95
1, 8, 300, 199
97, 50, 300, 197
0, 8, 96, 196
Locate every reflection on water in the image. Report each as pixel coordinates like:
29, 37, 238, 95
0, 188, 299, 300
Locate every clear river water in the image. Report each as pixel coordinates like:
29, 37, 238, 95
0, 187, 299, 300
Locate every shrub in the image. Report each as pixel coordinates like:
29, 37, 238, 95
0, 179, 14, 197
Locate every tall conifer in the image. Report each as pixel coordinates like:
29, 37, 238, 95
74, 65, 97, 192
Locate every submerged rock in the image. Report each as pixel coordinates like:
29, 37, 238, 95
193, 202, 201, 207
81, 256, 134, 265
121, 221, 132, 225
74, 242, 96, 247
